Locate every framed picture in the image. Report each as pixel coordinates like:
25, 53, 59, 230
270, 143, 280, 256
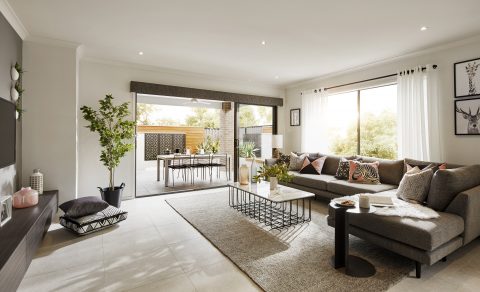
455, 98, 480, 135
454, 57, 480, 98
0, 195, 12, 227
290, 108, 300, 126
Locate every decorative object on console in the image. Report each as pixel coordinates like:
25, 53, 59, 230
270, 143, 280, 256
81, 94, 136, 208
348, 161, 381, 184
455, 97, 480, 135
299, 156, 327, 174
239, 164, 249, 185
12, 187, 38, 209
454, 57, 480, 98
0, 195, 12, 227
59, 196, 109, 218
29, 169, 44, 194
290, 108, 301, 126
271, 134, 283, 159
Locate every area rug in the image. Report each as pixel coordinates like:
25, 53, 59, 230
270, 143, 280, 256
166, 190, 413, 292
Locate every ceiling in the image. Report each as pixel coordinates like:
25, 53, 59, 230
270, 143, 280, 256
8, 0, 480, 87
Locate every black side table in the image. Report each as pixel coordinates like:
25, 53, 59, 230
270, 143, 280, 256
330, 201, 376, 277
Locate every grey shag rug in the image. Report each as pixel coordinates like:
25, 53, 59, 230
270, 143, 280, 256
166, 190, 412, 292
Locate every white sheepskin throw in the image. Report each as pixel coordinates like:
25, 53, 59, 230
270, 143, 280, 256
335, 194, 439, 219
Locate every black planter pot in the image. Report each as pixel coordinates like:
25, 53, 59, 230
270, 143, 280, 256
98, 183, 125, 208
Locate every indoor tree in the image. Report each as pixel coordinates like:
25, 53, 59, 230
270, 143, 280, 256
80, 94, 136, 190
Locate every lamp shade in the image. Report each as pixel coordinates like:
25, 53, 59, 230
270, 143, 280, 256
272, 135, 284, 148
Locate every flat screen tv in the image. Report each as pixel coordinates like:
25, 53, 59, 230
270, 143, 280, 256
0, 98, 16, 168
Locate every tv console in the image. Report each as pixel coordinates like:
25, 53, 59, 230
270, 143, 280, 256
0, 190, 58, 291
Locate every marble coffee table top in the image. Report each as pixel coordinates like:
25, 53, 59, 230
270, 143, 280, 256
228, 181, 315, 202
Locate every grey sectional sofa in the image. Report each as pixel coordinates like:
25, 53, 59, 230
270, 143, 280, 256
266, 153, 480, 278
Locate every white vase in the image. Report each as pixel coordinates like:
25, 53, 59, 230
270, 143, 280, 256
30, 169, 44, 195
240, 164, 249, 185
11, 86, 19, 101
250, 159, 257, 182
11, 66, 19, 81
269, 176, 278, 190
15, 111, 19, 120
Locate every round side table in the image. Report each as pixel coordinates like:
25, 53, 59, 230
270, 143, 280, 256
330, 201, 377, 277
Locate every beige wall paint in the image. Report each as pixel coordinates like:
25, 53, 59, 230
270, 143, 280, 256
78, 59, 284, 199
284, 37, 480, 165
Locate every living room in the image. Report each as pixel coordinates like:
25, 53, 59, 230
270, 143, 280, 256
1, 1, 480, 291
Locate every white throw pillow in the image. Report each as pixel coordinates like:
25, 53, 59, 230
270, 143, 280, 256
397, 169, 433, 204
289, 152, 307, 171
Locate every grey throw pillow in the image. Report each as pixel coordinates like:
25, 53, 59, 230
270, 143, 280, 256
396, 169, 433, 204
59, 196, 109, 218
288, 152, 307, 171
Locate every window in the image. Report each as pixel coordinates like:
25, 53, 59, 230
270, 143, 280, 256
326, 84, 397, 159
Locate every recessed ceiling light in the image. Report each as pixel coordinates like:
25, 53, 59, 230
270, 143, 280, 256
138, 51, 144, 55
420, 26, 428, 31
261, 40, 266, 45
275, 76, 279, 79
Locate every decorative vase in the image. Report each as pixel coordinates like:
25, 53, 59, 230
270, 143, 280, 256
11, 66, 19, 81
30, 169, 44, 195
16, 111, 19, 120
250, 159, 257, 182
199, 149, 205, 154
98, 183, 125, 207
240, 164, 249, 185
11, 86, 19, 101
269, 176, 278, 190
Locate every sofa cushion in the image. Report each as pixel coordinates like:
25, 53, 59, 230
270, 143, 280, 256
427, 165, 480, 211
299, 156, 327, 175
349, 211, 464, 251
319, 153, 356, 176
290, 172, 336, 191
335, 157, 362, 180
397, 169, 434, 204
361, 156, 405, 185
348, 160, 381, 184
327, 180, 396, 195
289, 152, 308, 171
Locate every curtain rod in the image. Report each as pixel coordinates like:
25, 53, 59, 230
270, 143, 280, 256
301, 65, 438, 94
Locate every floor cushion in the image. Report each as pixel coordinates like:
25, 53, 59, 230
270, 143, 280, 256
60, 205, 128, 235
327, 180, 396, 196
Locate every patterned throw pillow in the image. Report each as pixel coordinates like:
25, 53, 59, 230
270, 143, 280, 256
299, 156, 327, 174
276, 152, 290, 166
348, 161, 381, 184
289, 152, 307, 171
335, 157, 362, 180
397, 169, 434, 204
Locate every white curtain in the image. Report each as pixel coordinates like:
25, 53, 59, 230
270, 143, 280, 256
301, 88, 329, 153
397, 65, 443, 161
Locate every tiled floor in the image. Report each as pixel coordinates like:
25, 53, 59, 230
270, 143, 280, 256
136, 167, 231, 196
18, 188, 480, 292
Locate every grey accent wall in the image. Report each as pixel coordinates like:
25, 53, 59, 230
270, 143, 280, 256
0, 12, 22, 195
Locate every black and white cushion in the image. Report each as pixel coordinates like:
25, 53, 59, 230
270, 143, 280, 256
397, 168, 434, 204
60, 206, 128, 235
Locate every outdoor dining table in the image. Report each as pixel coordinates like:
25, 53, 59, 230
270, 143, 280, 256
157, 154, 231, 187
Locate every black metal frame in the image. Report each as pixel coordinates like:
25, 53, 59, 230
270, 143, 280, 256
454, 57, 480, 99
228, 185, 311, 230
454, 97, 480, 135
290, 108, 301, 126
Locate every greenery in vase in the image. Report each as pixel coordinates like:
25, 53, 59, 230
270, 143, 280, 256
239, 141, 258, 159
253, 163, 293, 183
80, 94, 136, 190
205, 136, 220, 153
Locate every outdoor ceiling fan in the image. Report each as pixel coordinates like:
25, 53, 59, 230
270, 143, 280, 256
182, 98, 210, 105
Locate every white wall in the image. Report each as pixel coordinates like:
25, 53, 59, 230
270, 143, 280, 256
22, 40, 79, 203
78, 59, 284, 199
284, 36, 480, 165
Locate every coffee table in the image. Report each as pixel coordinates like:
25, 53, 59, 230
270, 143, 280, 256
330, 201, 377, 277
228, 182, 315, 229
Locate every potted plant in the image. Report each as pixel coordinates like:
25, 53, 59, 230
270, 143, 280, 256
80, 94, 135, 207
205, 136, 220, 154
254, 163, 293, 190
239, 141, 259, 182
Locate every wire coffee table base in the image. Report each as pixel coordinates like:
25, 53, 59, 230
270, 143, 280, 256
228, 185, 312, 229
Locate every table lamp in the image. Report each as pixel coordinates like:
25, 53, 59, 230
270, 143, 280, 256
272, 135, 283, 159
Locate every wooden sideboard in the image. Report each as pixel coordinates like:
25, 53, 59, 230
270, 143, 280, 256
0, 190, 58, 292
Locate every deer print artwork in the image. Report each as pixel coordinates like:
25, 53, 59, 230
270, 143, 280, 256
456, 106, 480, 134
466, 62, 479, 95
